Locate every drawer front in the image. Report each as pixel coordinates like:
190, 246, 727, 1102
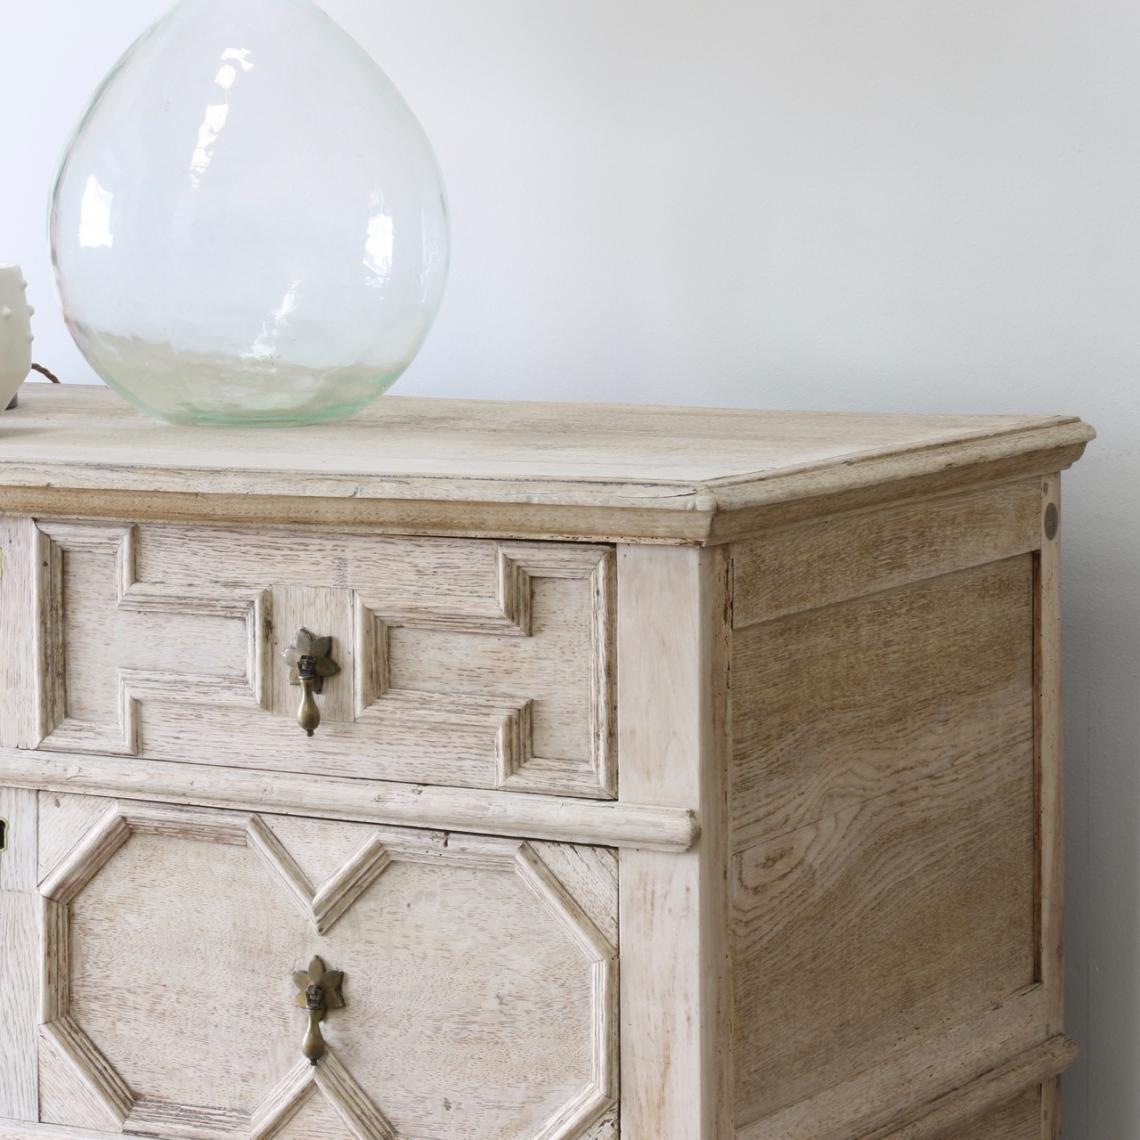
23, 792, 619, 1139
8, 520, 615, 800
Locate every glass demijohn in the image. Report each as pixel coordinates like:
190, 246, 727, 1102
51, 0, 449, 426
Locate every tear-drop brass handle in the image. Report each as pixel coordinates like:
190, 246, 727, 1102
297, 667, 321, 737
293, 956, 345, 1065
284, 629, 339, 737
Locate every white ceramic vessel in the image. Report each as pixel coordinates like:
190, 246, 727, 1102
0, 266, 33, 409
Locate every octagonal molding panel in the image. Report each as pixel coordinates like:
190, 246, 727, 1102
37, 798, 618, 1139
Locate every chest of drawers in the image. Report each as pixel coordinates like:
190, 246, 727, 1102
0, 388, 1092, 1140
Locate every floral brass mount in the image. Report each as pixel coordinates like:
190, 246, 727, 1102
293, 956, 346, 1065
284, 629, 340, 737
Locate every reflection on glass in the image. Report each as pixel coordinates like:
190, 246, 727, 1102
52, 0, 449, 426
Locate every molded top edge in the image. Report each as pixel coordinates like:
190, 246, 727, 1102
0, 385, 1094, 542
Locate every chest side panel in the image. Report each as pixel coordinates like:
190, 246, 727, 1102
729, 478, 1063, 1139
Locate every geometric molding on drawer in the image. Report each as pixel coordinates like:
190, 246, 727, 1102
29, 522, 614, 801
354, 545, 616, 799
38, 801, 618, 1139
251, 1052, 396, 1140
34, 521, 269, 757
578, 1109, 619, 1140
38, 1014, 132, 1132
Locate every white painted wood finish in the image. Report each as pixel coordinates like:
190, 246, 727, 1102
0, 391, 1092, 1139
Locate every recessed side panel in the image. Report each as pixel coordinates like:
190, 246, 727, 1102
730, 554, 1039, 1132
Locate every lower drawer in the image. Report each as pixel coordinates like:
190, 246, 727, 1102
0, 789, 618, 1140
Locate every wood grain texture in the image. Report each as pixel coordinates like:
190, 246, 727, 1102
37, 794, 117, 885
36, 1028, 125, 1134
0, 1123, 130, 1140
29, 522, 615, 800
732, 774, 1039, 1126
617, 545, 732, 1140
0, 387, 1092, 543
947, 1090, 1043, 1140
251, 1062, 329, 1140
731, 557, 1036, 853
732, 480, 1041, 627
0, 787, 37, 1121
735, 988, 1049, 1140
250, 1053, 397, 1140
268, 1090, 355, 1140
0, 518, 39, 749
0, 397, 1090, 1139
1041, 1077, 1062, 1140
0, 892, 38, 1121
123, 1099, 248, 1140
0, 787, 36, 894
38, 1018, 131, 1131
857, 1036, 1074, 1140
731, 560, 1039, 1128
0, 748, 696, 852
34, 522, 265, 757
259, 815, 379, 896
37, 798, 616, 1140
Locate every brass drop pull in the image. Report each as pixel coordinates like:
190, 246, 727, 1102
284, 629, 339, 737
293, 956, 345, 1065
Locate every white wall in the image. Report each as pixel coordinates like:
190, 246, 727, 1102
2, 2, 1136, 1134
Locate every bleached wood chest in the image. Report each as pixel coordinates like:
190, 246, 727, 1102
0, 387, 1093, 1140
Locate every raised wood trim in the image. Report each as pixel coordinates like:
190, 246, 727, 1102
31, 521, 613, 800
705, 437, 1091, 545
0, 387, 1093, 545
37, 799, 619, 1140
731, 480, 1042, 628
122, 1100, 248, 1140
0, 519, 41, 749
617, 545, 733, 1139
353, 543, 616, 799
1, 443, 1093, 547
250, 1053, 397, 1140
34, 521, 269, 756
39, 1017, 131, 1131
243, 814, 393, 935
735, 985, 1049, 1140
1036, 476, 1065, 1034
37, 807, 130, 905
860, 1036, 1077, 1140
0, 747, 697, 852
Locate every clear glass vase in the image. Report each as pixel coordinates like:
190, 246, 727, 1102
51, 0, 449, 426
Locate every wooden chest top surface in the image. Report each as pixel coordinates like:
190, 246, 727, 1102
0, 385, 1092, 542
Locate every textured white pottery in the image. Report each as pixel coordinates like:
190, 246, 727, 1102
0, 266, 34, 409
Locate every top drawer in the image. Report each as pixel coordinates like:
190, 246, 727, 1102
5, 519, 615, 800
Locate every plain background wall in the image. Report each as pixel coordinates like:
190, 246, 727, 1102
1, 2, 1136, 1134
